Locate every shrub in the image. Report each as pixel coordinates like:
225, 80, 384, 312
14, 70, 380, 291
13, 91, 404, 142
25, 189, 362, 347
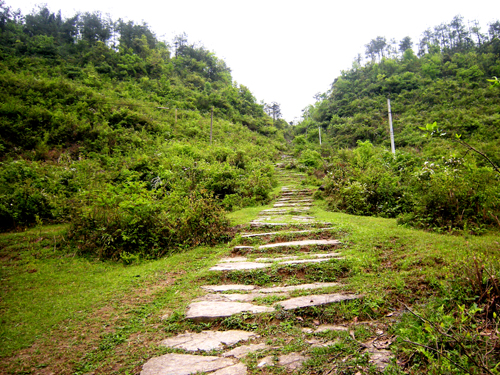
68, 181, 230, 260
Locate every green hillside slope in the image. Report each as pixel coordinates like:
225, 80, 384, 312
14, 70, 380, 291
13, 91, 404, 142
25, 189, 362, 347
0, 2, 287, 259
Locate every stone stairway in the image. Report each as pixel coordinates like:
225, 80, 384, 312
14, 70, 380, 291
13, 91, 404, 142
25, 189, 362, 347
140, 159, 371, 375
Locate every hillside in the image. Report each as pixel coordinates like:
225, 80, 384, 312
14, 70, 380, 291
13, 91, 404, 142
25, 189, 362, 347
0, 2, 291, 258
297, 16, 500, 162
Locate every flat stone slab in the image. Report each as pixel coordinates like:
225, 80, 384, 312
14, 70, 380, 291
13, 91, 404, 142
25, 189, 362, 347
220, 257, 248, 263
259, 239, 340, 249
254, 252, 342, 262
274, 203, 312, 207
141, 354, 236, 375
210, 262, 272, 271
257, 356, 275, 368
303, 324, 348, 334
187, 294, 359, 321
201, 282, 339, 293
210, 257, 338, 271
160, 330, 258, 351
202, 285, 256, 292
262, 208, 311, 214
196, 292, 288, 303
279, 293, 360, 310
240, 228, 334, 238
186, 301, 273, 322
278, 353, 309, 370
222, 343, 269, 358
280, 258, 341, 265
212, 363, 247, 375
258, 282, 340, 293
233, 246, 254, 251
277, 198, 313, 202
250, 222, 288, 227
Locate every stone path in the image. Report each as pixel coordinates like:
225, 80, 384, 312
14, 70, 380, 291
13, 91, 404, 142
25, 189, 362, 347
140, 157, 391, 374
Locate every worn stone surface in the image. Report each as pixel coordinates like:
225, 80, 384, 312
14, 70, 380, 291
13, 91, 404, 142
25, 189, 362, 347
233, 246, 254, 251
140, 354, 236, 375
261, 208, 311, 214
160, 330, 258, 352
366, 348, 392, 371
186, 301, 273, 321
278, 353, 308, 370
212, 363, 247, 375
257, 356, 275, 368
259, 239, 340, 249
278, 293, 359, 310
306, 338, 338, 348
250, 222, 288, 227
210, 257, 338, 271
222, 343, 269, 359
201, 285, 255, 292
258, 282, 340, 293
274, 203, 312, 207
202, 282, 339, 296
260, 209, 288, 213
196, 292, 288, 303
255, 253, 341, 262
315, 324, 349, 333
280, 258, 340, 265
209, 261, 272, 271
220, 257, 248, 263
240, 228, 334, 238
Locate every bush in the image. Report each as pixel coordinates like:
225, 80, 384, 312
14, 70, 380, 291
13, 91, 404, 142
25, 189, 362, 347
68, 180, 230, 260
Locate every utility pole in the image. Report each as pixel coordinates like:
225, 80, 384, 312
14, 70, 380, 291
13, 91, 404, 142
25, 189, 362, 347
210, 106, 213, 145
387, 98, 395, 154
318, 125, 322, 145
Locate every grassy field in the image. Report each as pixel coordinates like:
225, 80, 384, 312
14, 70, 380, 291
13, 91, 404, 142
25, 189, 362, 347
1, 196, 499, 374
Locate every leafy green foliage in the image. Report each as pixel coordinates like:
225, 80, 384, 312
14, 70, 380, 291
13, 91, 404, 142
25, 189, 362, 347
316, 143, 500, 233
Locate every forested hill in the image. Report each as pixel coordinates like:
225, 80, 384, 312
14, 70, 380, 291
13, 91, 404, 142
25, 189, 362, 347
297, 15, 500, 160
0, 2, 289, 254
0, 2, 289, 157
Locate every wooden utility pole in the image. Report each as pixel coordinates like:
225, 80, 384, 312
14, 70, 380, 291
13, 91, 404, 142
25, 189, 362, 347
175, 108, 178, 124
387, 99, 395, 154
318, 125, 322, 146
210, 106, 213, 144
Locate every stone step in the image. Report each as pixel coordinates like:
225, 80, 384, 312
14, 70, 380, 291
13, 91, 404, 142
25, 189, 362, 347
223, 253, 342, 262
201, 282, 340, 293
259, 239, 341, 249
160, 330, 258, 352
240, 227, 335, 238
273, 203, 312, 207
209, 256, 341, 271
249, 219, 328, 227
260, 208, 311, 215
186, 293, 360, 322
276, 198, 313, 202
141, 354, 239, 375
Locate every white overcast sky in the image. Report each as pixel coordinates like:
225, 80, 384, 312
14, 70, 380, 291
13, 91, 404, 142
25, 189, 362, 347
8, 0, 500, 121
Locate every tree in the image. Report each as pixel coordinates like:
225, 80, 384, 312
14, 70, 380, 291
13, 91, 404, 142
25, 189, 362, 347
264, 102, 282, 123
365, 36, 387, 62
116, 19, 156, 53
399, 36, 413, 54
78, 11, 112, 45
489, 21, 500, 40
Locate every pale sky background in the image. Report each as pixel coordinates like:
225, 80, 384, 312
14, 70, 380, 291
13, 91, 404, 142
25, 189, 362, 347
8, 0, 500, 122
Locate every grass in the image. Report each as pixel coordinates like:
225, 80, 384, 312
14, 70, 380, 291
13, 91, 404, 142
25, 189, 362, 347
0, 224, 230, 373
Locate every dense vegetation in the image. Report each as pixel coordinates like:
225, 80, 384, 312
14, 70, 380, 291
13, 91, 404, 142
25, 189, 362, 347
0, 1, 289, 259
294, 15, 500, 234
